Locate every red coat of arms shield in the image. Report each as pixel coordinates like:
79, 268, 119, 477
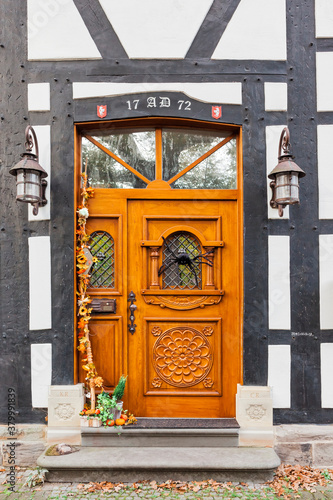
212, 106, 222, 120
97, 105, 107, 119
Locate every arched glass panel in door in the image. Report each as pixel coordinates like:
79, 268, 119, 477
162, 232, 202, 290
89, 231, 115, 288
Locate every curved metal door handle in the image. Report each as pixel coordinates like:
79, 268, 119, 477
128, 291, 137, 335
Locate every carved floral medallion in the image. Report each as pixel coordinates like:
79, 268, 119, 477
246, 404, 266, 420
54, 403, 75, 421
153, 326, 213, 388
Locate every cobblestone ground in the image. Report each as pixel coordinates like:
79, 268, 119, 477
1, 468, 333, 499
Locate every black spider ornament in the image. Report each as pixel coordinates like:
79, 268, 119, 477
158, 236, 214, 288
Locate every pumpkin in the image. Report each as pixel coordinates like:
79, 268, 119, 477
115, 418, 126, 426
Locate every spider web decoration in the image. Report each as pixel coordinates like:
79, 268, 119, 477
89, 231, 115, 288
162, 232, 202, 289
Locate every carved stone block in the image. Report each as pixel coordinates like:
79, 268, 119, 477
48, 384, 85, 428
236, 384, 273, 429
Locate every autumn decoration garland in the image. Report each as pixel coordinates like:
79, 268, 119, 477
76, 171, 103, 410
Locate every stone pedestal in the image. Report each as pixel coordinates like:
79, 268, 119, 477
47, 384, 85, 445
236, 384, 274, 447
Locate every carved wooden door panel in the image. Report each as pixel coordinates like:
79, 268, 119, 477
127, 199, 240, 418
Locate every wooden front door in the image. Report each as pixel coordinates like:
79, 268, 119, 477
76, 118, 243, 418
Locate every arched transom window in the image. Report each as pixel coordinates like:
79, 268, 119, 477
81, 123, 237, 190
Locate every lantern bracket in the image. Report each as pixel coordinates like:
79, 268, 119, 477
32, 178, 48, 215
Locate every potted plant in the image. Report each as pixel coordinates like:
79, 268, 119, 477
112, 375, 127, 418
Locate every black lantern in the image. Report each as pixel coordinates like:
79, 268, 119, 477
268, 127, 305, 217
9, 125, 48, 216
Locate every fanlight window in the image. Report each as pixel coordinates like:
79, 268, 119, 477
162, 232, 202, 290
89, 231, 115, 288
82, 126, 237, 190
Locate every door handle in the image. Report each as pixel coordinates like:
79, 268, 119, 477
128, 291, 137, 335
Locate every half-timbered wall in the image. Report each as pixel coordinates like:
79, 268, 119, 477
1, 0, 333, 424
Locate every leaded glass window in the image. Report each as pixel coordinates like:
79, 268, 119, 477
162, 232, 202, 290
89, 231, 115, 288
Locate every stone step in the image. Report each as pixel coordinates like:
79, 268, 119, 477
37, 446, 281, 483
81, 426, 239, 447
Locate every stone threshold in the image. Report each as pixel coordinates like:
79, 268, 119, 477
81, 426, 239, 447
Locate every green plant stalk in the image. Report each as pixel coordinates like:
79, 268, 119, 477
113, 375, 127, 401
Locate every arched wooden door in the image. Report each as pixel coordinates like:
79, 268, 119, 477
76, 118, 243, 418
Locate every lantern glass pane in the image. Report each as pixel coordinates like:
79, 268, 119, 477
16, 169, 40, 202
275, 172, 299, 205
289, 172, 300, 204
16, 170, 26, 198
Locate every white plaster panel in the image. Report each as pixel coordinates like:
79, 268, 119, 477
268, 235, 290, 330
28, 83, 50, 111
27, 0, 101, 60
319, 235, 333, 329
29, 236, 52, 330
317, 52, 333, 111
31, 344, 52, 407
321, 343, 333, 407
268, 345, 291, 408
266, 125, 289, 219
72, 82, 242, 105
318, 125, 333, 219
28, 126, 51, 221
264, 83, 288, 111
315, 0, 333, 38
212, 0, 287, 60
98, 0, 213, 59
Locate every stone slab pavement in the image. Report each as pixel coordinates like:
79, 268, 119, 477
1, 468, 333, 499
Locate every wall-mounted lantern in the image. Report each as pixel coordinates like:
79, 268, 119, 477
9, 125, 48, 215
268, 127, 305, 217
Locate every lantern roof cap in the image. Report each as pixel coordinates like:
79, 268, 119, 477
9, 152, 48, 178
268, 155, 306, 179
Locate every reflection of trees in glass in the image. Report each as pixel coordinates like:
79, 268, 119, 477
82, 132, 155, 189
82, 129, 237, 190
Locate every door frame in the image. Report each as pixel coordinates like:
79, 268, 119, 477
73, 117, 244, 408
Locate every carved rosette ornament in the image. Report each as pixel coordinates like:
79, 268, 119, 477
151, 377, 162, 388
203, 377, 214, 388
54, 403, 75, 421
151, 326, 162, 337
246, 404, 266, 420
202, 326, 214, 336
153, 327, 213, 388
